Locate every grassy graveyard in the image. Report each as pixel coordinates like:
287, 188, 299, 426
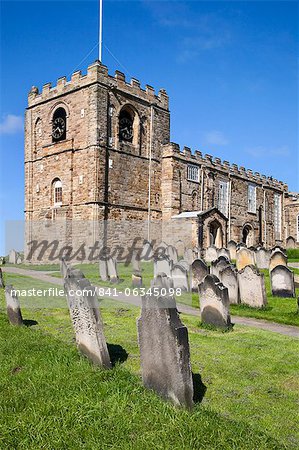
1, 282, 299, 450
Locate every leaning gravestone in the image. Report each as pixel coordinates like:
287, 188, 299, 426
236, 247, 255, 271
137, 292, 194, 408
5, 285, 23, 326
0, 268, 4, 288
64, 269, 111, 368
191, 259, 209, 292
204, 245, 218, 263
154, 255, 172, 277
227, 240, 237, 260
238, 265, 267, 307
131, 249, 141, 274
8, 249, 17, 264
217, 248, 231, 261
269, 251, 288, 272
171, 264, 189, 291
140, 240, 154, 261
270, 265, 295, 298
210, 258, 230, 279
106, 256, 119, 283
286, 236, 296, 249
219, 265, 240, 304
198, 275, 231, 329
166, 245, 178, 264
255, 247, 270, 270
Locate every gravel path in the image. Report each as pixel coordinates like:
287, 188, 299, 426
3, 266, 299, 338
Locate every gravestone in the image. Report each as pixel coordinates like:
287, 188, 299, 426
270, 265, 295, 298
191, 259, 209, 292
269, 251, 288, 272
210, 258, 230, 279
60, 257, 69, 278
198, 275, 231, 329
286, 236, 296, 249
219, 265, 240, 304
238, 265, 267, 307
137, 293, 194, 408
140, 240, 154, 261
179, 259, 190, 271
132, 273, 143, 287
16, 256, 22, 264
151, 273, 174, 290
64, 269, 111, 368
154, 255, 172, 277
8, 249, 17, 264
217, 248, 231, 260
184, 248, 194, 265
131, 249, 141, 274
99, 257, 108, 282
175, 239, 185, 257
204, 245, 218, 263
271, 245, 287, 256
5, 285, 23, 326
255, 247, 270, 270
106, 256, 119, 283
227, 240, 237, 260
166, 245, 178, 264
236, 248, 255, 270
171, 264, 189, 291
0, 268, 4, 288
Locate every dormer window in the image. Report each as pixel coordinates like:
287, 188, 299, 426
52, 107, 66, 142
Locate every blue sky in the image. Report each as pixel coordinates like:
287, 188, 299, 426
0, 0, 298, 254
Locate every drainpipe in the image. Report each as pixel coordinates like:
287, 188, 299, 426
147, 105, 154, 241
263, 188, 267, 246
228, 176, 232, 243
200, 168, 204, 211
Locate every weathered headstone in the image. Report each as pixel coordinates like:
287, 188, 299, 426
210, 258, 230, 279
217, 248, 231, 260
64, 269, 111, 368
171, 264, 189, 291
270, 265, 295, 298
175, 240, 185, 257
166, 245, 178, 264
60, 257, 69, 278
184, 248, 194, 265
99, 257, 108, 282
236, 247, 255, 271
204, 245, 218, 263
5, 285, 23, 326
219, 265, 240, 304
271, 245, 287, 256
106, 256, 119, 283
191, 259, 209, 292
286, 236, 296, 249
269, 251, 288, 272
140, 240, 154, 261
179, 259, 190, 271
151, 273, 174, 290
131, 249, 141, 274
198, 275, 231, 329
154, 255, 172, 277
132, 273, 143, 287
227, 240, 237, 260
137, 293, 194, 408
16, 256, 22, 264
0, 268, 4, 288
8, 249, 17, 264
255, 247, 270, 270
238, 265, 267, 307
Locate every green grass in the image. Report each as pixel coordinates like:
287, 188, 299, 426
4, 263, 60, 271
0, 285, 299, 449
287, 248, 299, 261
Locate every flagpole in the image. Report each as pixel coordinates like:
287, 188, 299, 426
99, 0, 103, 62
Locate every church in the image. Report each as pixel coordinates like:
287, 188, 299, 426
24, 60, 298, 261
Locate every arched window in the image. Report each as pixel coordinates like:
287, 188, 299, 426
119, 107, 134, 143
52, 107, 67, 142
53, 179, 62, 206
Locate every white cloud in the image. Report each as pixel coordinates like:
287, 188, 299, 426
204, 130, 229, 146
246, 146, 290, 158
0, 114, 24, 135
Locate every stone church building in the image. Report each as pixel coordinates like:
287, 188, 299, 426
24, 60, 298, 261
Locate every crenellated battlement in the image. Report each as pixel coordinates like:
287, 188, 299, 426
162, 142, 287, 190
28, 60, 169, 109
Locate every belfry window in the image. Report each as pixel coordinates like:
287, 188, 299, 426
119, 108, 134, 143
53, 179, 62, 206
52, 107, 67, 143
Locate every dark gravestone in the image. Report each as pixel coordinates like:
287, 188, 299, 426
198, 275, 231, 329
5, 285, 23, 326
64, 269, 111, 368
270, 265, 295, 298
0, 267, 4, 288
191, 259, 209, 292
210, 258, 230, 279
137, 293, 194, 408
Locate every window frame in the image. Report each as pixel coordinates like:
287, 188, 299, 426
53, 180, 62, 207
248, 183, 257, 214
274, 193, 282, 239
187, 164, 200, 183
218, 180, 229, 217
